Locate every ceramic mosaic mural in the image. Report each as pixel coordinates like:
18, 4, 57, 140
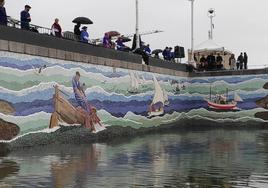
0, 51, 267, 141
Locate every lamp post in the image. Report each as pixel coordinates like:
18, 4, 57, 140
135, 0, 140, 49
207, 8, 215, 40
189, 0, 195, 62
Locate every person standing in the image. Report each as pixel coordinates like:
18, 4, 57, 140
207, 53, 216, 70
51, 18, 62, 38
162, 47, 169, 60
20, 5, 31, 30
216, 53, 223, 70
103, 33, 111, 48
244, 52, 248, 69
229, 54, 236, 70
199, 55, 207, 71
80, 26, 89, 43
144, 44, 151, 55
238, 53, 244, 70
74, 23, 81, 41
0, 0, 7, 26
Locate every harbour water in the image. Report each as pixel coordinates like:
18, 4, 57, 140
1, 129, 268, 188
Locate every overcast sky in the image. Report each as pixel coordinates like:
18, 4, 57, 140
5, 0, 268, 67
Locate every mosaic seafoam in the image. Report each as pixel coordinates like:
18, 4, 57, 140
0, 51, 267, 140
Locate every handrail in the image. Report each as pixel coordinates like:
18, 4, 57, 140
7, 17, 52, 35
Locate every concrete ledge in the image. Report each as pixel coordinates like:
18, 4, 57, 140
0, 38, 189, 77
37, 46, 49, 57
190, 69, 268, 77
56, 50, 66, 60
9, 41, 25, 53
0, 40, 8, 51
25, 44, 37, 55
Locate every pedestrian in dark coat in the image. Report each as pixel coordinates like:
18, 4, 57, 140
20, 5, 31, 30
74, 23, 81, 41
243, 52, 248, 69
0, 0, 7, 26
207, 53, 216, 70
238, 53, 244, 70
162, 47, 169, 60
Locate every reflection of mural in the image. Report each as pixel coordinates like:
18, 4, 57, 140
0, 51, 268, 141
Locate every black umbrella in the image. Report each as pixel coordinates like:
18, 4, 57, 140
152, 49, 163, 54
119, 36, 131, 43
72, 17, 93, 24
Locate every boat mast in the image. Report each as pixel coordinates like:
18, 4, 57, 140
226, 88, 229, 101
210, 84, 212, 100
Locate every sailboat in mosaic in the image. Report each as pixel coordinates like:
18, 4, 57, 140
128, 71, 140, 94
206, 86, 243, 111
148, 76, 168, 117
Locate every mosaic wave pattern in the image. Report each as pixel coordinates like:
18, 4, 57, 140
0, 51, 267, 139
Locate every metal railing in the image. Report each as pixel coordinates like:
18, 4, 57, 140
7, 17, 52, 35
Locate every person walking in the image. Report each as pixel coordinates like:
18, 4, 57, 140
20, 5, 31, 30
238, 53, 244, 70
80, 26, 89, 43
229, 54, 236, 70
0, 0, 7, 26
244, 52, 248, 69
51, 18, 62, 38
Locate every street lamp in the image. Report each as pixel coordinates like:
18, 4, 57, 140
188, 0, 195, 62
135, 0, 140, 49
207, 8, 215, 40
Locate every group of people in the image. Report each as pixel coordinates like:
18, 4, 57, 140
102, 33, 131, 52
162, 47, 176, 61
73, 23, 90, 42
195, 52, 248, 72
0, 2, 63, 37
229, 52, 248, 70
197, 53, 224, 71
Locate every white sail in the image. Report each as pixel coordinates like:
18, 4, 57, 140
130, 71, 139, 90
152, 75, 165, 105
135, 72, 142, 85
234, 92, 243, 102
163, 89, 169, 105
142, 76, 146, 83
113, 67, 116, 74
134, 74, 139, 90
130, 71, 135, 88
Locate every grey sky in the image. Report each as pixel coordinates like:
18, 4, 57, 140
5, 0, 268, 67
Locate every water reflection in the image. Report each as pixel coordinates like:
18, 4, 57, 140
0, 130, 268, 187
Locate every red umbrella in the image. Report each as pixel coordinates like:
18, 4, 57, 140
106, 31, 121, 37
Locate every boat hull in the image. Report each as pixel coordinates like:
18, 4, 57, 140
207, 100, 237, 110
148, 110, 164, 118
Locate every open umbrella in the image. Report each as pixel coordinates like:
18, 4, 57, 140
72, 17, 93, 24
106, 31, 121, 37
152, 49, 163, 54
